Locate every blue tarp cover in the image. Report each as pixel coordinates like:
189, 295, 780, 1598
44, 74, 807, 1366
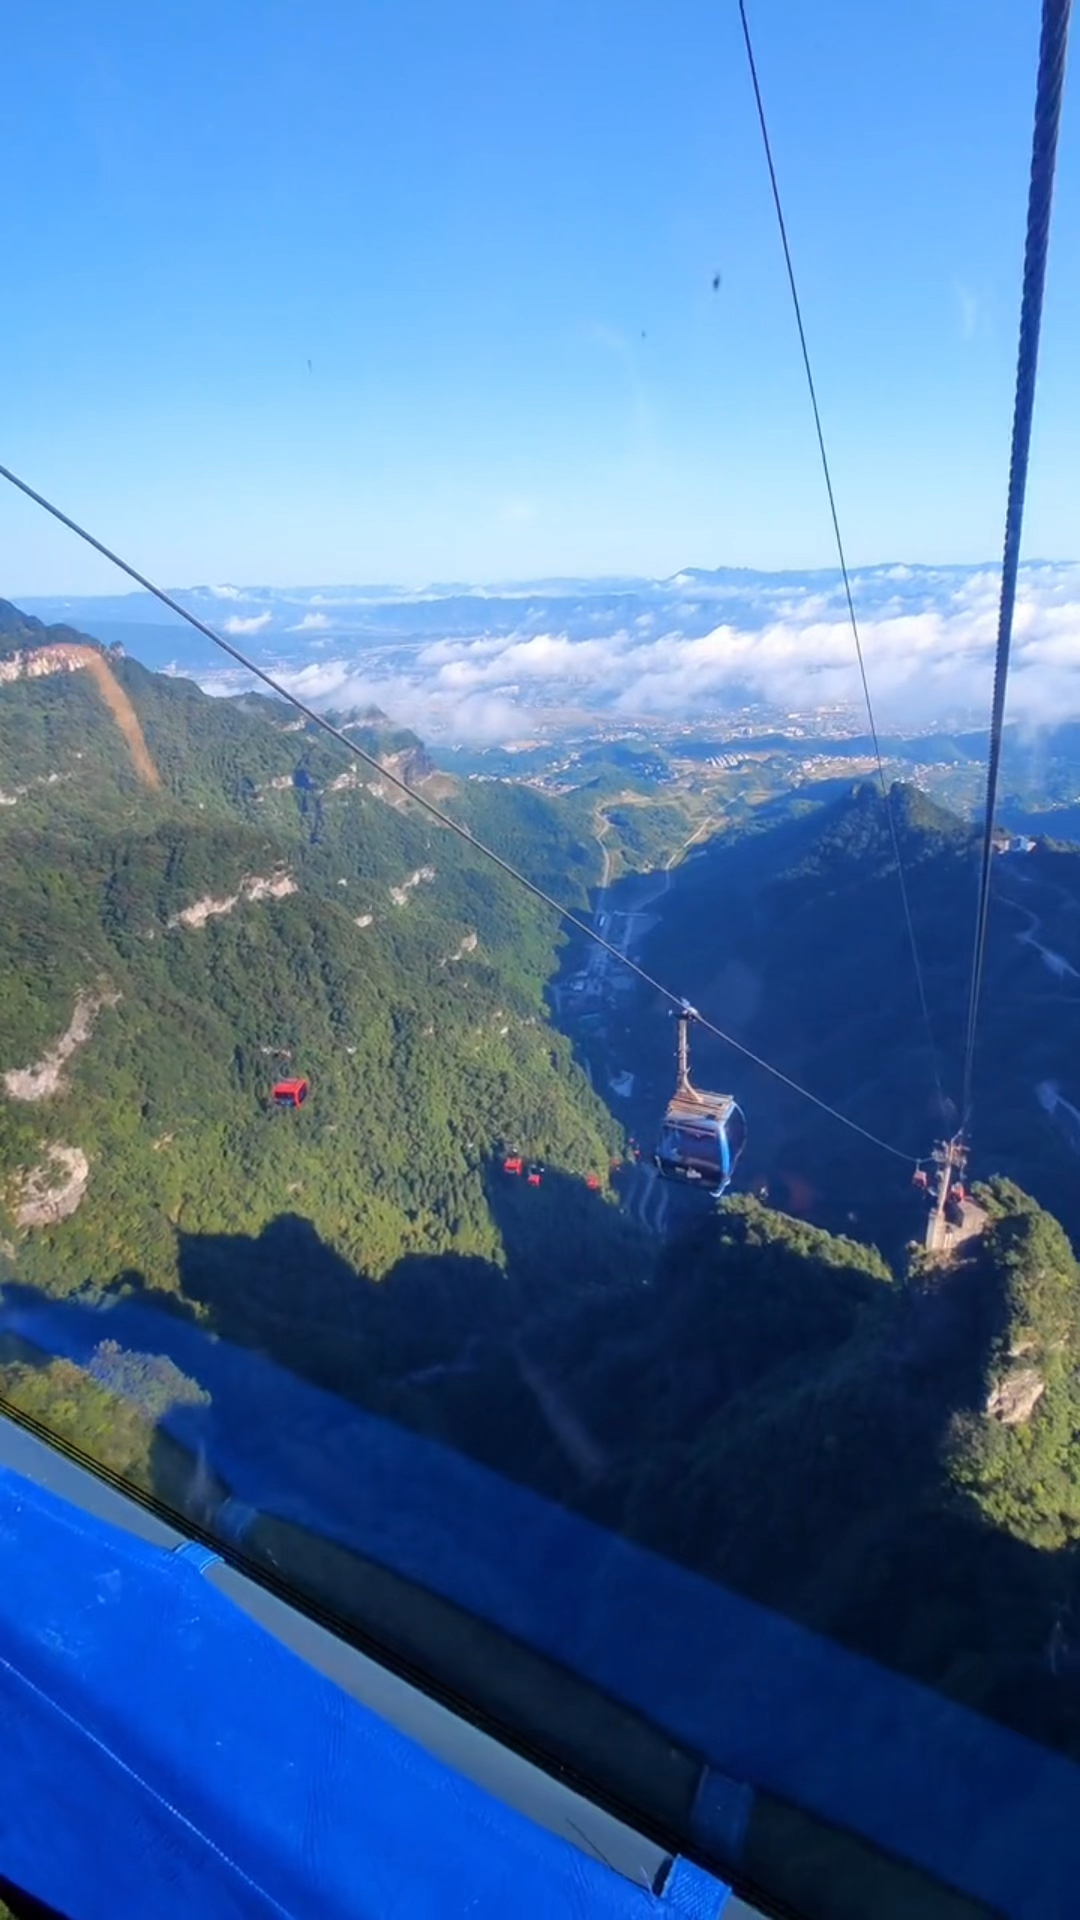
8, 1293, 1080, 1917
0, 1465, 728, 1920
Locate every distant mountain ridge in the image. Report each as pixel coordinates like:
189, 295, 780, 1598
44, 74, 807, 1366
20, 559, 1080, 739
18, 561, 1015, 654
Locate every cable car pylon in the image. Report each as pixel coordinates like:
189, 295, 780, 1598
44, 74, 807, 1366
919, 1135, 986, 1258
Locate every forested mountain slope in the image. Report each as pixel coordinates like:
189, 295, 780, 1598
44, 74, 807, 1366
630, 779, 1080, 1250
0, 601, 623, 1303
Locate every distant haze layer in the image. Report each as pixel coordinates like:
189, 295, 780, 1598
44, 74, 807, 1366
19, 561, 1080, 744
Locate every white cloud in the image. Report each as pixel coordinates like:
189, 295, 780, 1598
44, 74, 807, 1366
177, 562, 1080, 745
271, 656, 528, 745
222, 612, 273, 636
435, 569, 1077, 730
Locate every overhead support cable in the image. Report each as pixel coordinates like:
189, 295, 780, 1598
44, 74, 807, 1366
962, 0, 1073, 1125
0, 459, 913, 1164
736, 0, 945, 1113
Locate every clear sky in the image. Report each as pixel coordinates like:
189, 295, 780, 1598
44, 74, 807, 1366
1, 0, 1076, 592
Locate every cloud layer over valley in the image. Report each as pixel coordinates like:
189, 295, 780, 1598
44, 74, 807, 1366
22, 562, 1080, 744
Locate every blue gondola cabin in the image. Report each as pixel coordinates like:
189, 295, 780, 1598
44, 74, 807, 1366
655, 1009, 746, 1198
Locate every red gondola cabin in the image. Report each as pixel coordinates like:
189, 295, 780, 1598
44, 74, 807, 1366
585, 1174, 601, 1191
503, 1155, 524, 1176
272, 1078, 309, 1108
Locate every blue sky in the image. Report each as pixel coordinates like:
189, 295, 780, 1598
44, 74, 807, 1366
1, 0, 1076, 592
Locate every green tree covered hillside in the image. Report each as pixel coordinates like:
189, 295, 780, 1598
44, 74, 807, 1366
0, 602, 626, 1301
